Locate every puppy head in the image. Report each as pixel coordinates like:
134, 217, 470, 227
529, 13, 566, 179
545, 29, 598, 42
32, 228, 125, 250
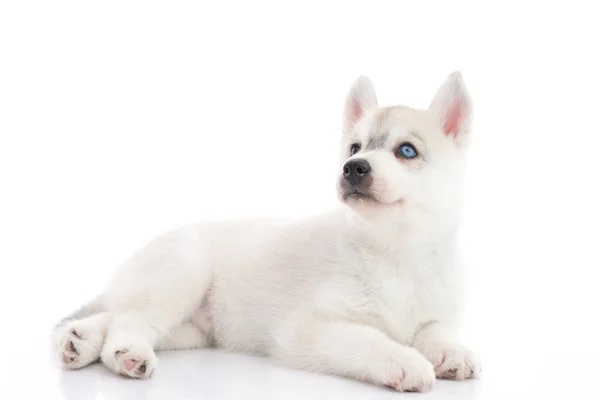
337, 72, 473, 231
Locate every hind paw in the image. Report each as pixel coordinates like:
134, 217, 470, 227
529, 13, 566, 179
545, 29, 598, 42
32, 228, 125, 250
110, 346, 157, 379
58, 323, 103, 370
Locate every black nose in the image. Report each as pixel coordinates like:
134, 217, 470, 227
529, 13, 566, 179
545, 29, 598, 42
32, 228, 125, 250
343, 159, 371, 184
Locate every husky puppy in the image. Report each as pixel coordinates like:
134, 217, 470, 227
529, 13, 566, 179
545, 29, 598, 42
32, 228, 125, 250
54, 72, 480, 392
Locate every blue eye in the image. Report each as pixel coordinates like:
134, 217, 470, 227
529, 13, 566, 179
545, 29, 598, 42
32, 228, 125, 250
397, 143, 418, 159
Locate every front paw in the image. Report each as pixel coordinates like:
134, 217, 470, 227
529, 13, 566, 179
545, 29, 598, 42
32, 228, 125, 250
419, 342, 481, 380
384, 348, 436, 392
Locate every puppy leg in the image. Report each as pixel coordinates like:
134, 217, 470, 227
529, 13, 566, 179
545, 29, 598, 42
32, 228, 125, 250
100, 312, 166, 379
274, 318, 436, 392
412, 322, 481, 380
100, 302, 210, 379
98, 226, 214, 378
155, 321, 212, 351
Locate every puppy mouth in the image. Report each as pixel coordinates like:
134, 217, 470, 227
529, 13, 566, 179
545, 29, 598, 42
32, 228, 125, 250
341, 189, 404, 207
342, 190, 379, 203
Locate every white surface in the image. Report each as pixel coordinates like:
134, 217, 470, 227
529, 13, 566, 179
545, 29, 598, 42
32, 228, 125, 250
1, 1, 600, 399
5, 334, 600, 399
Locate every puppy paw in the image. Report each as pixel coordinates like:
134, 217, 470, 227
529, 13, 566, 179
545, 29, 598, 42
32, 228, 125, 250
384, 348, 436, 392
57, 323, 103, 370
104, 345, 157, 379
420, 341, 481, 380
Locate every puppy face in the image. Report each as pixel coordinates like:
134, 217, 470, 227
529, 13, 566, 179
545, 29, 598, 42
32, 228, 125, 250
337, 72, 473, 229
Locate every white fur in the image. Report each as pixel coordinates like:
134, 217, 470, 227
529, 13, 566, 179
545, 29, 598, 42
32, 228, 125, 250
53, 71, 480, 392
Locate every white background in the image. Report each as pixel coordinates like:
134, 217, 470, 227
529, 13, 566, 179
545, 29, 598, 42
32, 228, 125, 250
1, 1, 599, 399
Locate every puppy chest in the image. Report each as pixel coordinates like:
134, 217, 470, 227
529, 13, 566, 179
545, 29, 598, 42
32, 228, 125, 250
372, 274, 451, 344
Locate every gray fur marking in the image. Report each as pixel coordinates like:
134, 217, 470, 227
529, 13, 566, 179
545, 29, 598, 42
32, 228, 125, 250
366, 132, 389, 150
365, 108, 393, 150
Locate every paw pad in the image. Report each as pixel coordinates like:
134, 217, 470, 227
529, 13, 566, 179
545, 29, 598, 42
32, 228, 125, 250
58, 323, 103, 370
114, 348, 155, 378
62, 354, 76, 364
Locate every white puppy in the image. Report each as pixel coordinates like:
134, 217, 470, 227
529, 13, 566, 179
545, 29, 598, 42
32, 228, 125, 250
53, 72, 480, 392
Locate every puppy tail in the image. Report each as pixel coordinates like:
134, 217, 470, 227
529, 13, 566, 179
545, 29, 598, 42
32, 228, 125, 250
51, 295, 106, 342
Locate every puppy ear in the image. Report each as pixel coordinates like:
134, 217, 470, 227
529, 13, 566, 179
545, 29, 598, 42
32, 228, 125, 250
343, 76, 377, 135
429, 71, 472, 144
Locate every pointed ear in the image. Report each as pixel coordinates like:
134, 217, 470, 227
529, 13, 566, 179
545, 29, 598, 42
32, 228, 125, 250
429, 71, 473, 144
343, 76, 377, 135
